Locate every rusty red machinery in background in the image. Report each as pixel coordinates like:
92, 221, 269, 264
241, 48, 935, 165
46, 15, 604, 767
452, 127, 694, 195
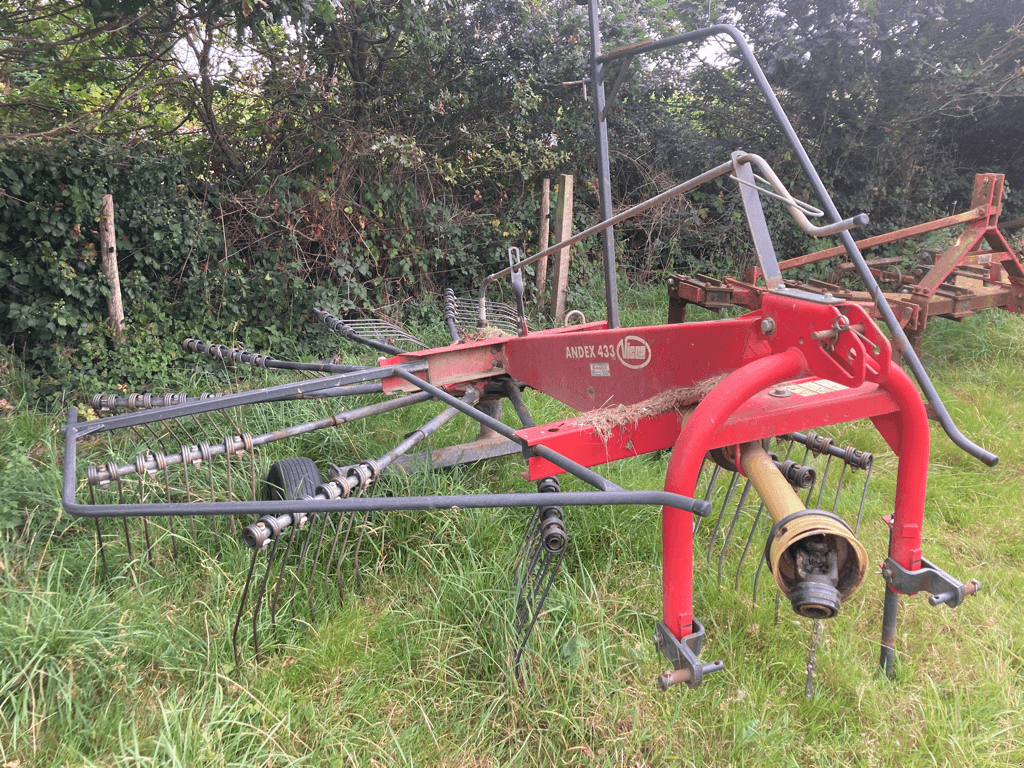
669, 173, 1024, 357
61, 0, 996, 692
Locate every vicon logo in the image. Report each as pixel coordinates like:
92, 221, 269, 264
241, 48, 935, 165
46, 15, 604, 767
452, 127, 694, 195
616, 335, 651, 369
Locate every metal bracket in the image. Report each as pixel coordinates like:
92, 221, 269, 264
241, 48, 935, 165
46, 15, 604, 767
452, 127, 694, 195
653, 618, 725, 690
769, 285, 845, 305
880, 557, 981, 608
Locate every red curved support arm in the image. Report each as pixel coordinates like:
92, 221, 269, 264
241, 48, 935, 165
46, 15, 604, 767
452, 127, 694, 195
661, 349, 806, 640
876, 364, 928, 574
660, 346, 931, 643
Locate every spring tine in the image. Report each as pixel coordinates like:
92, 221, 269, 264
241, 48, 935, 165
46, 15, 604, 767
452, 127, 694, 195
94, 518, 109, 579
854, 463, 873, 536
512, 508, 540, 590
88, 485, 109, 579
752, 546, 769, 606
513, 552, 563, 675
335, 512, 358, 609
286, 511, 326, 622
247, 438, 258, 502
737, 501, 767, 592
512, 478, 567, 679
716, 479, 754, 584
737, 439, 795, 592
269, 518, 303, 631
111, 470, 135, 565
157, 456, 177, 560
830, 462, 849, 514
692, 460, 719, 533
205, 413, 237, 534
224, 438, 236, 534
233, 547, 262, 667
250, 538, 281, 661
301, 511, 336, 616
705, 470, 741, 565
141, 503, 153, 564
515, 534, 547, 631
181, 451, 195, 538
515, 543, 546, 632
325, 510, 358, 610
351, 508, 373, 589
201, 445, 217, 533
813, 455, 833, 509
513, 556, 546, 652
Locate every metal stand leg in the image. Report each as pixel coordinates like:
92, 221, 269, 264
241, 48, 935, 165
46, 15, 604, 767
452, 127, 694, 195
879, 584, 899, 677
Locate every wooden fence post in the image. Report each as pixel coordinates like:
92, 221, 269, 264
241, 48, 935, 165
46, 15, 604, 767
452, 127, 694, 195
548, 174, 573, 323
99, 194, 125, 345
535, 178, 551, 298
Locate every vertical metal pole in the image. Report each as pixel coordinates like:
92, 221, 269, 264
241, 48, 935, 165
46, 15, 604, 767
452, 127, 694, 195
585, 0, 620, 328
879, 585, 899, 677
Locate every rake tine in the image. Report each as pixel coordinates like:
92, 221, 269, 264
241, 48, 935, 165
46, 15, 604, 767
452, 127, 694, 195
830, 462, 849, 514
233, 547, 262, 667
132, 466, 154, 565
288, 510, 329, 621
180, 447, 195, 538
752, 545, 769, 606
203, 413, 237, 534
351, 507, 374, 589
109, 466, 135, 566
513, 552, 561, 663
738, 501, 767, 593
512, 505, 540, 592
854, 463, 873, 536
196, 442, 218, 533
737, 439, 795, 592
88, 485, 110, 580
325, 510, 359, 611
153, 453, 178, 560
94, 517, 109, 579
705, 470, 741, 565
813, 455, 833, 508
314, 308, 407, 356
716, 478, 754, 584
512, 478, 567, 678
515, 537, 547, 631
692, 459, 717, 533
141, 509, 154, 565
513, 551, 563, 674
269, 518, 304, 632
250, 538, 281, 661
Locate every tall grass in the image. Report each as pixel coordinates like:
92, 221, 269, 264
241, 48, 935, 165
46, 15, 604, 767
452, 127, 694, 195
1, 300, 1024, 766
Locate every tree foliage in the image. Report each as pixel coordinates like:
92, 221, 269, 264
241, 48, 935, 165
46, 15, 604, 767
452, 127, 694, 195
690, 0, 1024, 232
2, 0, 1023, 396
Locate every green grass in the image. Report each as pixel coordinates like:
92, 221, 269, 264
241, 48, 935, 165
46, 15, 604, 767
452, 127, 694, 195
2, 296, 1024, 767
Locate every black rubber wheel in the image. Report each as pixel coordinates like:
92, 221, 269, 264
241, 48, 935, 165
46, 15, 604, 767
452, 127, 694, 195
263, 457, 322, 500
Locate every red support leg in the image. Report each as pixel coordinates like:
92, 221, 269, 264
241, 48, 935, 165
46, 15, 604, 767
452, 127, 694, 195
661, 349, 805, 640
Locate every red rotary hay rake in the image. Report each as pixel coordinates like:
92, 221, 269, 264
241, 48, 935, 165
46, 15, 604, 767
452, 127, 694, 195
61, 1, 997, 691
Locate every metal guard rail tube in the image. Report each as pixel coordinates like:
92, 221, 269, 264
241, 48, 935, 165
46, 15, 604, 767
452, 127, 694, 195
61, 489, 714, 520
60, 361, 428, 438
476, 160, 735, 327
592, 22, 996, 467
391, 367, 635, 495
61, 409, 712, 520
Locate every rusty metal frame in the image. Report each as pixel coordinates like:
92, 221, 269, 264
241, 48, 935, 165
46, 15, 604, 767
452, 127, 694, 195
669, 173, 1024, 355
